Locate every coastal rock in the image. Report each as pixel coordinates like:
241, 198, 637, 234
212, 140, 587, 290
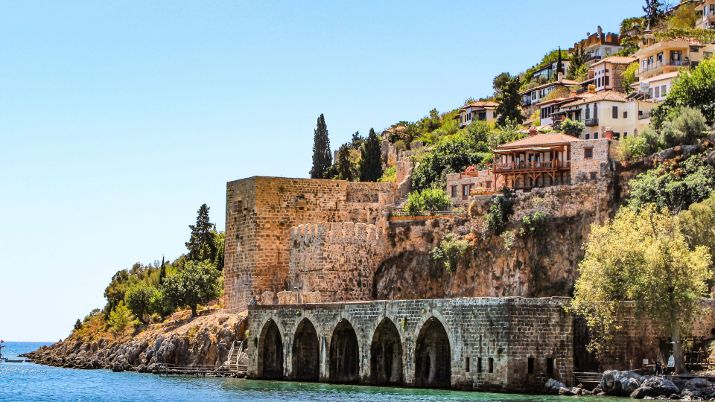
599, 370, 644, 396
544, 378, 566, 393
681, 378, 715, 399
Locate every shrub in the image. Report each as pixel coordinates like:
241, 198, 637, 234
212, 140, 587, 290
622, 62, 639, 94
519, 211, 549, 236
501, 230, 516, 251
430, 234, 470, 272
560, 119, 585, 137
403, 188, 451, 215
659, 107, 708, 148
485, 189, 515, 235
108, 301, 138, 334
620, 135, 650, 160
378, 165, 396, 183
628, 155, 715, 213
652, 58, 715, 128
124, 283, 159, 324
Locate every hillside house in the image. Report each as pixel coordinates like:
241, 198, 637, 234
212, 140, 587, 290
520, 80, 579, 111
446, 167, 497, 205
632, 71, 679, 101
590, 56, 636, 92
571, 26, 622, 65
530, 60, 572, 83
696, 0, 715, 29
458, 101, 499, 128
555, 91, 655, 140
537, 96, 579, 127
635, 36, 715, 81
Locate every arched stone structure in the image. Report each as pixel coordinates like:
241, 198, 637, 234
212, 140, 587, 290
292, 318, 320, 381
258, 319, 283, 379
329, 319, 359, 383
415, 317, 451, 388
370, 318, 403, 385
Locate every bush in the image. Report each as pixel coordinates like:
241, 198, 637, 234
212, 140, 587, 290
124, 283, 159, 324
628, 155, 715, 213
622, 62, 639, 94
560, 119, 585, 137
108, 301, 138, 334
160, 260, 221, 317
430, 234, 470, 272
403, 188, 451, 215
519, 211, 549, 236
620, 135, 651, 160
659, 107, 708, 149
652, 58, 715, 128
378, 165, 396, 183
485, 189, 515, 235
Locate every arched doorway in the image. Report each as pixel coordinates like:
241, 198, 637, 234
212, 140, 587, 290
329, 319, 359, 383
415, 317, 451, 387
292, 318, 319, 381
258, 319, 283, 379
370, 318, 403, 385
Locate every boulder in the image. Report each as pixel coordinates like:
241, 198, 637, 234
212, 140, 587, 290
641, 377, 680, 396
558, 387, 575, 396
544, 378, 566, 394
599, 370, 645, 396
681, 377, 715, 399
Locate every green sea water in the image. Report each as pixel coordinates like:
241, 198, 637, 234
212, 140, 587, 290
1, 342, 614, 401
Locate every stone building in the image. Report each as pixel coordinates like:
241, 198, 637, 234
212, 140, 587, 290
223, 176, 395, 311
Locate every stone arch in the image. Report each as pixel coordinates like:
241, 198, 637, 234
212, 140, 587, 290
370, 317, 404, 385
415, 316, 451, 388
329, 318, 360, 383
257, 319, 284, 379
291, 318, 320, 381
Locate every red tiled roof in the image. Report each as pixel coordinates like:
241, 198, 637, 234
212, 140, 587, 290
495, 133, 582, 150
461, 101, 498, 110
559, 91, 628, 107
592, 56, 637, 66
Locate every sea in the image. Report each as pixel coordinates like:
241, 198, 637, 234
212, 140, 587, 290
1, 342, 608, 402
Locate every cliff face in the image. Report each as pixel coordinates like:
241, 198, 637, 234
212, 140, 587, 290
25, 309, 245, 373
373, 182, 614, 300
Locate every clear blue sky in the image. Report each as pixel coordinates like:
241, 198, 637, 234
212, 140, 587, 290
0, 0, 643, 341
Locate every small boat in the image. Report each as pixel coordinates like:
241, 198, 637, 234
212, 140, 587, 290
0, 339, 25, 363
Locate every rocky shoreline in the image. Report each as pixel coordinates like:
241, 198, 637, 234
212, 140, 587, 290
22, 310, 245, 373
547, 370, 715, 400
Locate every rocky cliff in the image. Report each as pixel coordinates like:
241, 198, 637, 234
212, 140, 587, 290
24, 308, 246, 373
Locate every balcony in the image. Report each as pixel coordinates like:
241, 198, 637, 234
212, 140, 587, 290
585, 118, 599, 126
638, 111, 652, 120
638, 59, 690, 79
493, 160, 570, 174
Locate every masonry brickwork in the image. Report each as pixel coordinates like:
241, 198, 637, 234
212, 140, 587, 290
247, 297, 574, 392
570, 139, 611, 183
287, 222, 383, 303
224, 176, 395, 311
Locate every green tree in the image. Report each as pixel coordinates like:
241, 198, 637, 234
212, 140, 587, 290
652, 58, 715, 127
571, 205, 711, 372
403, 188, 452, 215
643, 0, 666, 30
310, 113, 332, 178
628, 155, 715, 213
659, 107, 709, 148
679, 192, 715, 270
108, 301, 139, 334
567, 45, 587, 80
560, 119, 585, 137
103, 269, 130, 316
493, 73, 524, 126
619, 17, 646, 55
158, 256, 167, 284
124, 282, 159, 324
667, 2, 696, 29
622, 62, 639, 93
213, 231, 225, 271
161, 260, 221, 317
360, 128, 383, 182
74, 319, 82, 331
185, 204, 217, 263
430, 233, 470, 272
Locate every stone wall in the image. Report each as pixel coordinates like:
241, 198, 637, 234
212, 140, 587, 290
246, 296, 573, 392
571, 139, 611, 183
287, 222, 383, 303
224, 176, 395, 311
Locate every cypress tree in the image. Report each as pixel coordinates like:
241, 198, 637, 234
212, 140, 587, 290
493, 72, 524, 126
185, 204, 217, 262
359, 128, 383, 182
158, 256, 166, 284
310, 114, 332, 179
335, 143, 355, 181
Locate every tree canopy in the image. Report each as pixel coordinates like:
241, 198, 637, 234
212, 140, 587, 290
161, 260, 221, 317
185, 204, 218, 264
359, 128, 383, 182
310, 113, 332, 179
493, 73, 523, 126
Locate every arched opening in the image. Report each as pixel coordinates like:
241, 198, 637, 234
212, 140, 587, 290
415, 317, 451, 388
258, 319, 283, 379
292, 318, 319, 381
370, 318, 403, 385
329, 319, 359, 383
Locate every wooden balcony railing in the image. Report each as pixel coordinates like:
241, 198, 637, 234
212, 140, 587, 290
492, 160, 570, 173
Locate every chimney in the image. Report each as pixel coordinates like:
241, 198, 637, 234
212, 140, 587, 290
529, 127, 538, 137
604, 128, 614, 140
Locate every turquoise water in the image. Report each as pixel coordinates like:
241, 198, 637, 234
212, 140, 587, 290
1, 342, 605, 401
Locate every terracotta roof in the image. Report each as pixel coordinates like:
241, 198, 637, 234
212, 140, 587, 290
495, 133, 582, 150
592, 56, 637, 66
519, 80, 580, 95
559, 91, 628, 108
637, 71, 680, 84
535, 95, 581, 107
462, 101, 498, 110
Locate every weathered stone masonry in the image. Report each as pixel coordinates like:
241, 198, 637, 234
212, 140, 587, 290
247, 297, 573, 392
224, 176, 395, 311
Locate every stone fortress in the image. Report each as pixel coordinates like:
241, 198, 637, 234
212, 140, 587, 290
225, 139, 715, 392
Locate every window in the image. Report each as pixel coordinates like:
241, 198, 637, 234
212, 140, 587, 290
466, 357, 470, 372
486, 180, 492, 189
661, 85, 667, 97
546, 358, 555, 375
612, 106, 618, 119
462, 185, 470, 198
488, 358, 494, 373
605, 75, 610, 87
623, 111, 628, 119
478, 111, 487, 120
624, 132, 628, 138
528, 357, 535, 374
451, 185, 457, 198
594, 133, 599, 139
584, 148, 593, 159
477, 357, 483, 373
590, 172, 598, 180
585, 133, 590, 139
655, 86, 660, 98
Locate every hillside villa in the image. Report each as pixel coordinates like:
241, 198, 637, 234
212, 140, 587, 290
589, 56, 637, 93
696, 0, 715, 30
446, 130, 611, 205
571, 26, 622, 65
458, 101, 499, 128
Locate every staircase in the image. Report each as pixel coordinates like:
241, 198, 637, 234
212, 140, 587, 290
225, 340, 248, 374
